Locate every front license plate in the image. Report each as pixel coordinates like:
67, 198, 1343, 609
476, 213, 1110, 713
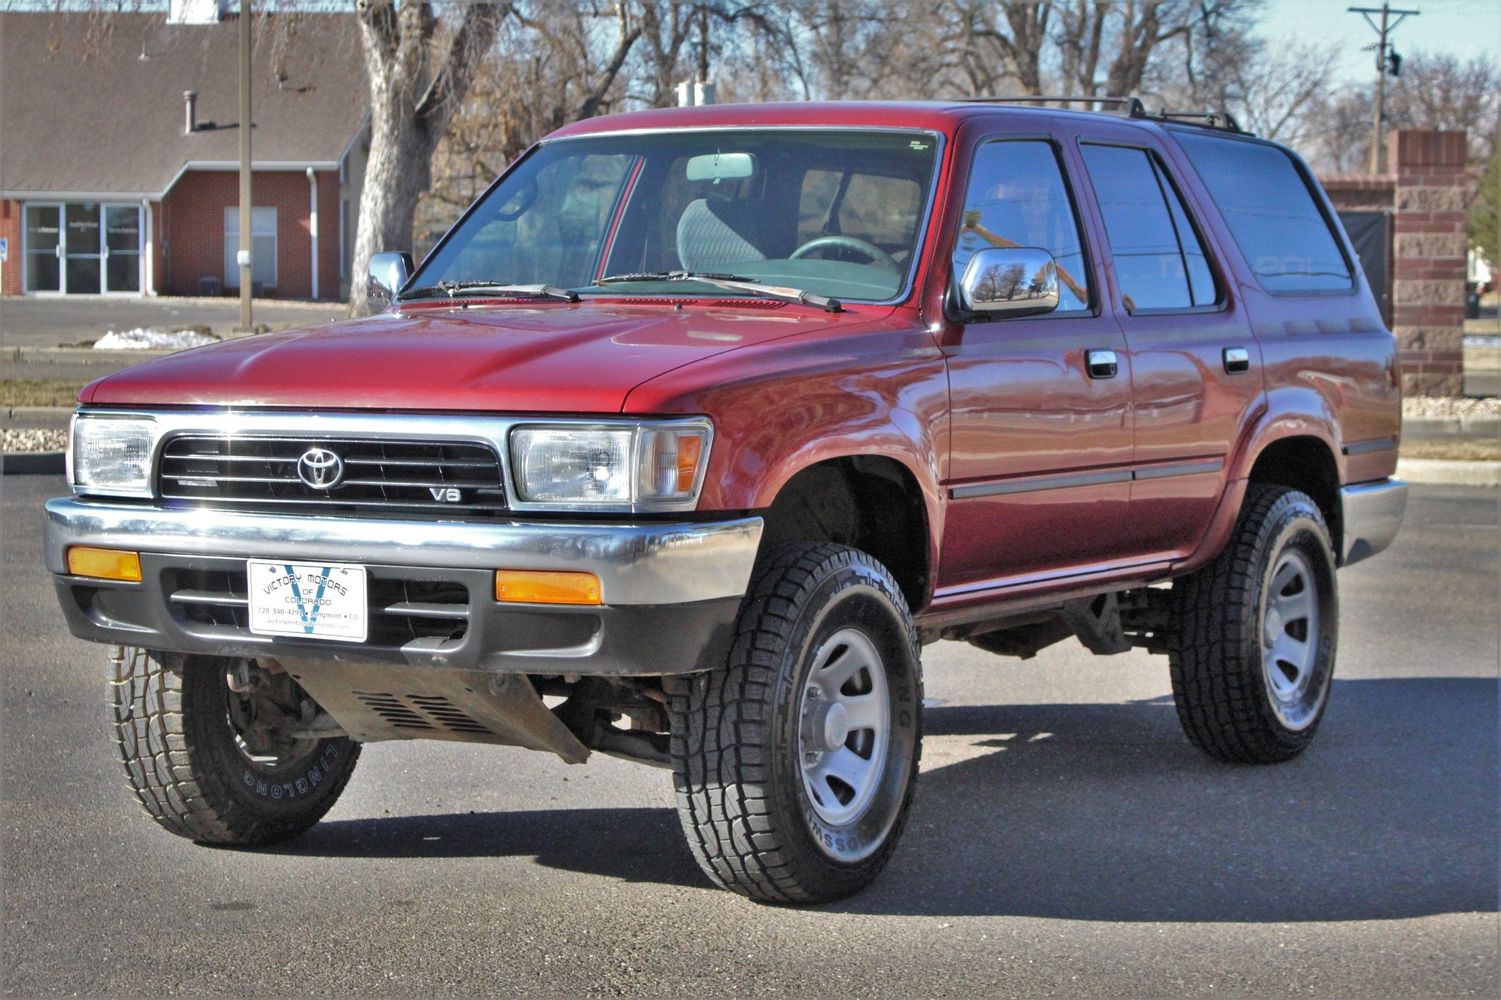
247, 560, 368, 642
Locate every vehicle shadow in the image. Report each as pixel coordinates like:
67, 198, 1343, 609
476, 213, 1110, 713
280, 803, 708, 890
848, 676, 1498, 920
273, 677, 1497, 922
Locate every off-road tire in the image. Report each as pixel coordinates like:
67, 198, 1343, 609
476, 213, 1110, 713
666, 543, 923, 904
1169, 484, 1339, 764
111, 648, 360, 845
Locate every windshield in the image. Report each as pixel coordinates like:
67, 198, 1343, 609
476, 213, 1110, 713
411, 129, 941, 303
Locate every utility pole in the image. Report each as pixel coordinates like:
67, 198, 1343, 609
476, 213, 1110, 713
238, 0, 253, 331
1348, 2, 1419, 175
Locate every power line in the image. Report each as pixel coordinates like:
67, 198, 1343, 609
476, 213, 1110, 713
1348, 3, 1421, 173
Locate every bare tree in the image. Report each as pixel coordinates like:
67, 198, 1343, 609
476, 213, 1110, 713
1054, 0, 1258, 99
1385, 50, 1499, 162
1303, 49, 1500, 174
349, 1, 512, 314
973, 0, 1052, 95
415, 3, 640, 252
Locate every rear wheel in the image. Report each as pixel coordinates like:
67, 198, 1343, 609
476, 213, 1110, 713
666, 543, 922, 903
1168, 485, 1339, 763
111, 649, 360, 845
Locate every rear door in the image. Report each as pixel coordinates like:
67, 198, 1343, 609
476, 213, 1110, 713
937, 128, 1135, 593
1068, 124, 1265, 561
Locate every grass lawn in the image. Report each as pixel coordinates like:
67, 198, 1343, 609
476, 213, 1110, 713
1, 379, 86, 408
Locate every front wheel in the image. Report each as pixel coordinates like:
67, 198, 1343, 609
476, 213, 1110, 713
666, 544, 923, 904
111, 649, 360, 845
1168, 485, 1339, 763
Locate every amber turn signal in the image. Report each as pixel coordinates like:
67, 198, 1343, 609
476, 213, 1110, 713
66, 546, 143, 582
494, 569, 602, 606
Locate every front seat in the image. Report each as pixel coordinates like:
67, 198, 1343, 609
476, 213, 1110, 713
676, 198, 769, 272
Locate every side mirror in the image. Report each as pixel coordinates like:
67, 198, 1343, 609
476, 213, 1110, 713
367, 251, 414, 309
955, 246, 1060, 320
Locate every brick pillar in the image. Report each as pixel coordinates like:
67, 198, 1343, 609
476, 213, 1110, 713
1391, 129, 1468, 396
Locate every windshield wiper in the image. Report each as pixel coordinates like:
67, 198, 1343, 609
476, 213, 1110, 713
597, 270, 843, 313
399, 280, 580, 303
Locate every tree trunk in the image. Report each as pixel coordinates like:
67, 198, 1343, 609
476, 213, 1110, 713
348, 1, 505, 315
350, 84, 436, 315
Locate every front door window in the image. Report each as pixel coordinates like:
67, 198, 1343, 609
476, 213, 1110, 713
65, 203, 102, 294
105, 205, 142, 293
23, 204, 61, 292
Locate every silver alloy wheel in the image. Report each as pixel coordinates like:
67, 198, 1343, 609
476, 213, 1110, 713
798, 627, 891, 828
1261, 548, 1323, 730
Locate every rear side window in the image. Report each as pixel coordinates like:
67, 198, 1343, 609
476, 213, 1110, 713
1175, 134, 1352, 293
1080, 144, 1218, 311
955, 140, 1091, 313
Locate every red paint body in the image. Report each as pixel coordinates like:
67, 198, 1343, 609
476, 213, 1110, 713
83, 102, 1401, 627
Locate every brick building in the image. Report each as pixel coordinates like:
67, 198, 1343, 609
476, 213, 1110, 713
0, 11, 368, 302
1322, 129, 1471, 396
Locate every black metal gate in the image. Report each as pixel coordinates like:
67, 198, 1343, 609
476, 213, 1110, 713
1338, 211, 1392, 326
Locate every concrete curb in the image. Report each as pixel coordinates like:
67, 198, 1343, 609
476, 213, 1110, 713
1403, 415, 1501, 439
1397, 458, 1501, 487
3, 406, 72, 428
2, 452, 65, 475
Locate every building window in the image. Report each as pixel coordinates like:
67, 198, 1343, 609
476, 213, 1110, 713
224, 206, 277, 289
23, 202, 142, 295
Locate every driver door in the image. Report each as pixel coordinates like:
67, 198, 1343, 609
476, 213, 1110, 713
937, 133, 1135, 593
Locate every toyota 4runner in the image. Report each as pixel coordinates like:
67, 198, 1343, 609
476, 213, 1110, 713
45, 99, 1407, 903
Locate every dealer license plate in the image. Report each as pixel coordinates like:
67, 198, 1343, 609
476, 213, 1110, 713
247, 560, 368, 642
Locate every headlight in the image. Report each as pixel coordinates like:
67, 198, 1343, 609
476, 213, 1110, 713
71, 415, 155, 497
509, 420, 712, 510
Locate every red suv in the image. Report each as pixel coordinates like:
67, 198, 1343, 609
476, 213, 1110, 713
46, 100, 1406, 903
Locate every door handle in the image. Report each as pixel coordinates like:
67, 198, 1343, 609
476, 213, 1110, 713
1086, 349, 1119, 379
1223, 346, 1251, 374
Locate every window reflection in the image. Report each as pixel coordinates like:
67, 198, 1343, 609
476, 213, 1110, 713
954, 141, 1090, 312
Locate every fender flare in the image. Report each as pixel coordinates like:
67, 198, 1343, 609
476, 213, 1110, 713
1175, 399, 1344, 574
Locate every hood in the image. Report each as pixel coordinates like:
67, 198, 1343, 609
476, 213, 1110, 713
82, 302, 855, 413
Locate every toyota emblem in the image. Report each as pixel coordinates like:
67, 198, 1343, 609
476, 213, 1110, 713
296, 447, 345, 490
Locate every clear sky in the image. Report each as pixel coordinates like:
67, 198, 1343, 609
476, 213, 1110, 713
1257, 0, 1501, 83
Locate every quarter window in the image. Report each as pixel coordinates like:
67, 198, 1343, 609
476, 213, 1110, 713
1175, 133, 1353, 293
1080, 144, 1218, 312
954, 140, 1091, 313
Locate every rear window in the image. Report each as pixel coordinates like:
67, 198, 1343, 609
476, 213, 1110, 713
1175, 134, 1353, 294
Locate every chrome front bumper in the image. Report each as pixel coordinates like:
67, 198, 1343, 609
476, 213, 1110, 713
1340, 478, 1408, 567
44, 498, 763, 675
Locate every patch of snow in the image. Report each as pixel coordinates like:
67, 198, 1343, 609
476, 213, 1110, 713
94, 328, 220, 351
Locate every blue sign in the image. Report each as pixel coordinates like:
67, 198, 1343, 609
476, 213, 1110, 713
0, 237, 7, 263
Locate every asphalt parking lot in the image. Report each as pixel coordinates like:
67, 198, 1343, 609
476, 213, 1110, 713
1, 476, 1496, 997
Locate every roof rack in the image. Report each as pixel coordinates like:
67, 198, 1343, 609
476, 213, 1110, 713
955, 95, 1249, 135
1151, 109, 1246, 134
958, 95, 1147, 117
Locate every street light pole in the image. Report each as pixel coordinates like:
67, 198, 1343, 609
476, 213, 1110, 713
238, 0, 252, 331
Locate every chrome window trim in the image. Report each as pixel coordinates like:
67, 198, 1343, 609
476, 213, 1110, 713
70, 409, 715, 515
408, 126, 948, 309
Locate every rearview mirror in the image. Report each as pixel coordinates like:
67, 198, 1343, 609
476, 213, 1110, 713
955, 247, 1059, 319
368, 251, 414, 309
685, 151, 755, 183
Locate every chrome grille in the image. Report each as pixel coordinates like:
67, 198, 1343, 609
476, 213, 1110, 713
158, 435, 507, 516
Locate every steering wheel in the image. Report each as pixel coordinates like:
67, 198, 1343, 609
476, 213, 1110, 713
789, 235, 901, 271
